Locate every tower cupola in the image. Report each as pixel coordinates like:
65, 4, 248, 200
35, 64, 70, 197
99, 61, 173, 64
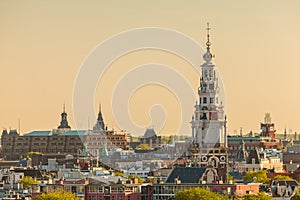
58, 104, 71, 130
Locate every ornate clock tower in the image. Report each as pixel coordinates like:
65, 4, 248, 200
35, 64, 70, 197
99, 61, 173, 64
189, 23, 228, 183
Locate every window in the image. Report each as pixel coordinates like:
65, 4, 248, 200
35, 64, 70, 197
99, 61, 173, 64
209, 84, 214, 90
203, 97, 207, 104
210, 98, 214, 104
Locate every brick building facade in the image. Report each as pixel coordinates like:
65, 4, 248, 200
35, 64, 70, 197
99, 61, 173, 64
1, 107, 129, 160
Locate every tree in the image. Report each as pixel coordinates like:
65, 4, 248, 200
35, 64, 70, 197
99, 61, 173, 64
228, 174, 236, 184
146, 177, 158, 184
273, 175, 292, 180
26, 151, 42, 158
292, 188, 300, 200
136, 144, 151, 150
128, 174, 144, 183
32, 190, 80, 200
161, 136, 168, 144
168, 135, 175, 143
243, 192, 273, 200
175, 187, 226, 200
277, 145, 284, 150
243, 170, 270, 184
114, 171, 125, 177
21, 176, 40, 189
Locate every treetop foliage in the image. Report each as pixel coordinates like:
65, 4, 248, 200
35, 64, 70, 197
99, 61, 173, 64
175, 187, 227, 200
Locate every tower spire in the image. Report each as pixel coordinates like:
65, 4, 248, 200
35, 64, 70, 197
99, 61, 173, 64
206, 22, 211, 49
58, 105, 71, 130
203, 22, 213, 63
93, 103, 105, 132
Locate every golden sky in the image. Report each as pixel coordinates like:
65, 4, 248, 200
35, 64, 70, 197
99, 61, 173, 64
1, 0, 300, 136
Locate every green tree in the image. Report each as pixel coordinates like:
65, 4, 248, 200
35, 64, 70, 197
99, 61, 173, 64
136, 144, 151, 150
277, 145, 284, 150
292, 188, 300, 200
179, 135, 188, 141
32, 190, 80, 200
228, 174, 236, 184
243, 170, 270, 184
273, 175, 292, 180
21, 176, 40, 189
175, 187, 226, 200
243, 192, 273, 200
161, 136, 168, 144
26, 151, 42, 158
114, 171, 125, 177
128, 174, 144, 183
146, 177, 158, 184
168, 135, 175, 143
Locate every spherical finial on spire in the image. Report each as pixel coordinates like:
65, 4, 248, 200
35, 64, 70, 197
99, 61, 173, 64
203, 22, 213, 63
203, 51, 213, 62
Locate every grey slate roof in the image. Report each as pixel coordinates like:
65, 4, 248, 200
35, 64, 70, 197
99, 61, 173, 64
166, 166, 206, 183
229, 171, 243, 180
141, 128, 156, 138
247, 148, 261, 164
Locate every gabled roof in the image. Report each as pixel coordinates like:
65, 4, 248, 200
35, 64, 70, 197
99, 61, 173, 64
141, 128, 156, 139
166, 166, 206, 183
229, 171, 243, 180
247, 148, 261, 164
235, 140, 248, 162
23, 131, 52, 136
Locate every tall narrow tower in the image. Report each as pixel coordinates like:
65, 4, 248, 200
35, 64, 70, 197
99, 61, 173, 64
189, 23, 228, 183
93, 104, 106, 133
191, 23, 226, 148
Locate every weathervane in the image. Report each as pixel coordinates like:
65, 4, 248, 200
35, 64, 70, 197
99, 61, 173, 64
206, 22, 211, 47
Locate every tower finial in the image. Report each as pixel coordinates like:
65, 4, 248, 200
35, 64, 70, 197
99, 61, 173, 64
63, 103, 65, 113
99, 103, 101, 112
203, 22, 213, 63
206, 22, 211, 48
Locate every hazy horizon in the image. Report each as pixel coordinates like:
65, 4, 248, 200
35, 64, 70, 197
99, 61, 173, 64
1, 1, 300, 136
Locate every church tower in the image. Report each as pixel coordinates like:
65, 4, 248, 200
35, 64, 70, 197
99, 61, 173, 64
93, 104, 106, 133
189, 23, 228, 183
